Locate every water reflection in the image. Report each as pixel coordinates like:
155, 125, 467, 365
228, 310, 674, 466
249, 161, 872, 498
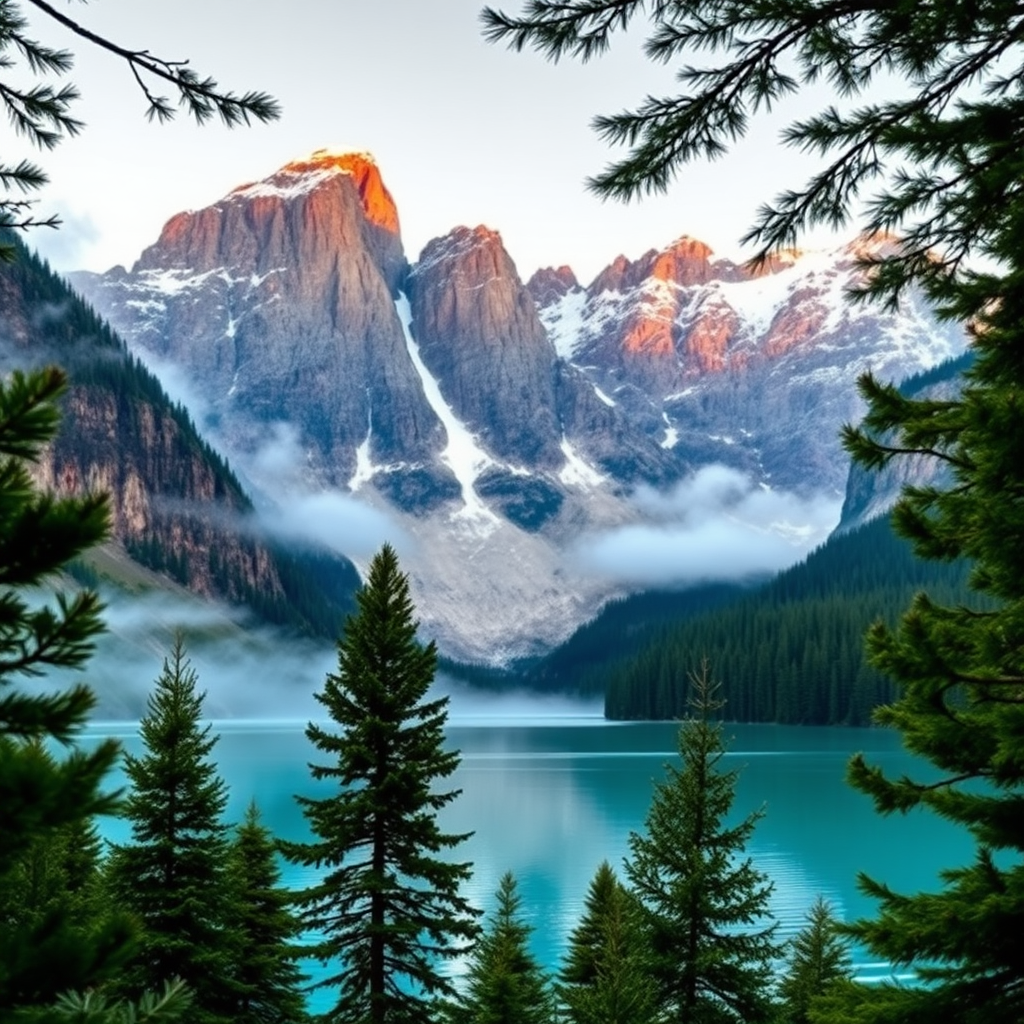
86, 719, 972, 996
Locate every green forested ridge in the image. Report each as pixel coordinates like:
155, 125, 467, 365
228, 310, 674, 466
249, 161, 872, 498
604, 515, 980, 724
0, 236, 358, 639
523, 582, 750, 696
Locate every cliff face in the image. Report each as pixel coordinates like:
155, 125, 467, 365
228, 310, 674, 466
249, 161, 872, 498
409, 225, 563, 470
0, 241, 357, 636
66, 152, 968, 662
834, 354, 971, 533
75, 151, 442, 491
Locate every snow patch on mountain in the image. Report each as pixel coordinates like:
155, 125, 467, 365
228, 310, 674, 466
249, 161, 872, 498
558, 437, 606, 489
395, 295, 498, 528
539, 288, 589, 360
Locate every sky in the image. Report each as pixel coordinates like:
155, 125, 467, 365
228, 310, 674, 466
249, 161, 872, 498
19, 0, 847, 284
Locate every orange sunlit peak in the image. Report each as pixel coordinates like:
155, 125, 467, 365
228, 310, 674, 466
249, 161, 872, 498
308, 147, 377, 165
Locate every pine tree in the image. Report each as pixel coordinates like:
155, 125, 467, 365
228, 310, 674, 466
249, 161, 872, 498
487, 3, 1024, 1020
105, 638, 236, 1024
284, 543, 478, 1024
779, 897, 852, 1024
450, 871, 554, 1024
557, 861, 656, 1024
0, 365, 137, 1019
226, 801, 308, 1024
625, 661, 780, 1024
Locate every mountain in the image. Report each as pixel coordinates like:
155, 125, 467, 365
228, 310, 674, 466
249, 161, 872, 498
532, 233, 966, 494
69, 150, 967, 663
0, 235, 359, 638
835, 351, 972, 532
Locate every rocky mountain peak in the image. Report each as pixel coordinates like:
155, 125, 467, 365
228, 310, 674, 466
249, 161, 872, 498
229, 149, 400, 235
408, 224, 563, 469
526, 265, 579, 308
647, 235, 715, 286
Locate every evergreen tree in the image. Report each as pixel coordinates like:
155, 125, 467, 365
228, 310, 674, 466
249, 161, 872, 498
779, 897, 852, 1024
284, 543, 478, 1024
484, 8, 1024, 1019
558, 861, 656, 1024
105, 638, 236, 1024
0, 746, 106, 932
625, 662, 780, 1024
0, 365, 137, 1020
450, 871, 554, 1024
226, 801, 308, 1024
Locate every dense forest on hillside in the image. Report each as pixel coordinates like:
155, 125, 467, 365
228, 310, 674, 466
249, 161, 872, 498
0, 239, 359, 639
603, 516, 981, 724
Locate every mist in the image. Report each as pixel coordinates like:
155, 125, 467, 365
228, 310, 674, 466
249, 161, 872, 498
571, 465, 842, 587
34, 586, 598, 724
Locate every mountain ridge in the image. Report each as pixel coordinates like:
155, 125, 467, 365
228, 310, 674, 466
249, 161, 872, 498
67, 151, 967, 662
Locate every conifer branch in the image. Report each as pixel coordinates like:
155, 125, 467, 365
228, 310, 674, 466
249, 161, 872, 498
25, 0, 281, 126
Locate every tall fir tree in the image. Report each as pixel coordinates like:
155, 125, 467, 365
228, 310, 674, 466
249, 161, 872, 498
105, 638, 237, 1024
449, 871, 554, 1024
483, 4, 1024, 1020
779, 896, 852, 1024
625, 662, 780, 1024
0, 365, 137, 1020
226, 801, 308, 1024
557, 860, 656, 1024
284, 543, 478, 1024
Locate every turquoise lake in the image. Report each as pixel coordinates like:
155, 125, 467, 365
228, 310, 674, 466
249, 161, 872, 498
85, 714, 972, 1005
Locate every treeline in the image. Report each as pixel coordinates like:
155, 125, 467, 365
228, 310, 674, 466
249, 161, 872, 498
603, 515, 980, 723
2, 238, 359, 640
2, 593, 853, 1024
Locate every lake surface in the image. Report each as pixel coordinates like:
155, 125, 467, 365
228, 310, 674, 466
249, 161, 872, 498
85, 715, 972, 1004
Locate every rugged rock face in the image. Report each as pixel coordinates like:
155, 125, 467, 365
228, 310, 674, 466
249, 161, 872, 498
68, 153, 968, 662
538, 234, 967, 494
0, 241, 358, 636
408, 226, 563, 470
73, 151, 443, 492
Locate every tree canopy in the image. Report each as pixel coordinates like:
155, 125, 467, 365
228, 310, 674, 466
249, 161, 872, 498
484, 2, 1024, 1021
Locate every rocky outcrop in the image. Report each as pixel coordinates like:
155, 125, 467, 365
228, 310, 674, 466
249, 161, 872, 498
408, 226, 563, 469
835, 353, 971, 532
0, 241, 358, 636
72, 150, 441, 491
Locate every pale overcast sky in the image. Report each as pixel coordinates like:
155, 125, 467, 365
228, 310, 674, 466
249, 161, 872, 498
20, 0, 846, 283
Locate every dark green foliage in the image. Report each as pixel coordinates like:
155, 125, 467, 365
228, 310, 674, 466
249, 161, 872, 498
557, 861, 656, 1024
605, 515, 978, 724
50, 979, 193, 1023
226, 802, 307, 1024
284, 543, 478, 1024
0, 765, 104, 928
780, 897, 852, 1024
0, 363, 137, 1020
626, 663, 780, 1024
105, 639, 237, 1024
526, 583, 748, 697
450, 871, 554, 1024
